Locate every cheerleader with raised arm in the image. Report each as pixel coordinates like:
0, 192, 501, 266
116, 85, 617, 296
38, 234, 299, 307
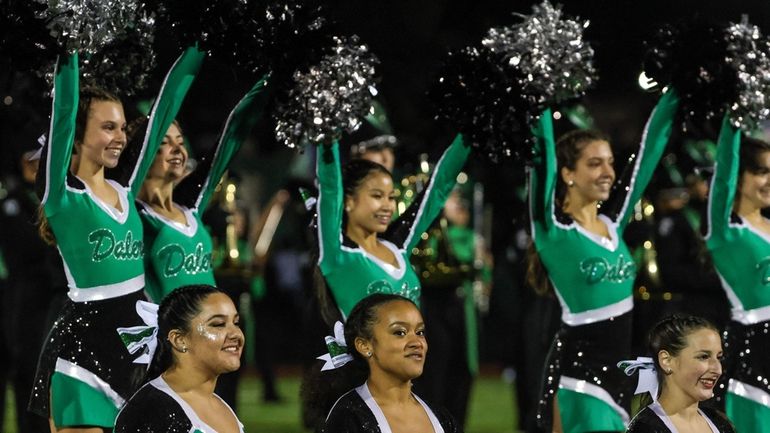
29, 49, 203, 432
135, 75, 270, 303
313, 135, 470, 321
705, 127, 770, 432
529, 89, 679, 432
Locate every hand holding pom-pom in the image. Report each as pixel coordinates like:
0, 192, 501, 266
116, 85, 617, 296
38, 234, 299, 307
643, 16, 770, 133
273, 36, 380, 150
34, 0, 151, 56
431, 0, 597, 163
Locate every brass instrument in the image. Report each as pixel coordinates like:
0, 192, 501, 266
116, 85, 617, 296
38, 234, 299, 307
212, 175, 251, 278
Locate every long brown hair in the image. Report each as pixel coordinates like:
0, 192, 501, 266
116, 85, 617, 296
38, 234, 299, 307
37, 86, 122, 245
526, 129, 611, 295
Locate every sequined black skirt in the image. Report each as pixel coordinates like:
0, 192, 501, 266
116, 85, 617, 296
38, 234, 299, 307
537, 312, 634, 431
29, 289, 148, 418
715, 320, 770, 403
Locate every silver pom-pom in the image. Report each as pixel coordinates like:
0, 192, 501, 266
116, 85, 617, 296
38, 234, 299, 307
35, 0, 147, 55
724, 18, 770, 130
274, 35, 380, 149
481, 0, 596, 107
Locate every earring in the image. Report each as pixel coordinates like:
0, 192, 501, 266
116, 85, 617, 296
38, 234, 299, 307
568, 180, 575, 187
366, 352, 372, 357
345, 206, 351, 212
666, 369, 672, 374
181, 346, 188, 353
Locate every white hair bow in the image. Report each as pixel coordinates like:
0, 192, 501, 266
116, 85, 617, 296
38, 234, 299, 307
317, 321, 354, 371
618, 356, 659, 401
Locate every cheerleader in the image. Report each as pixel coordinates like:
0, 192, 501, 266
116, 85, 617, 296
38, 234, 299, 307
528, 89, 679, 432
318, 294, 461, 433
29, 49, 203, 431
114, 285, 245, 433
705, 123, 770, 432
136, 75, 269, 303
315, 135, 470, 321
624, 315, 734, 433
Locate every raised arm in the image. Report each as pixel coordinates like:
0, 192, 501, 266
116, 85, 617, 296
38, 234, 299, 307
606, 89, 679, 231
528, 109, 557, 241
316, 142, 344, 273
386, 134, 470, 252
37, 54, 79, 214
176, 75, 270, 210
123, 46, 205, 194
705, 116, 741, 243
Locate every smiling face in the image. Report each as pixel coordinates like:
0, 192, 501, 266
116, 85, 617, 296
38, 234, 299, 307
660, 328, 723, 403
356, 300, 427, 382
76, 100, 127, 169
149, 122, 188, 182
345, 172, 396, 234
184, 292, 244, 375
739, 150, 770, 210
561, 139, 616, 203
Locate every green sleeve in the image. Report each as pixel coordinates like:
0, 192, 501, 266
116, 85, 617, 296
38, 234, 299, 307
529, 109, 557, 240
706, 115, 741, 243
195, 75, 270, 209
403, 134, 471, 252
317, 141, 344, 273
617, 89, 679, 231
128, 46, 205, 195
40, 54, 79, 214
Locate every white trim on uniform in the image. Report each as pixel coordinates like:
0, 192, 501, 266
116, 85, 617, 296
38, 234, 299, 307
717, 273, 770, 325
128, 52, 185, 188
340, 239, 406, 280
54, 358, 125, 408
138, 200, 198, 237
71, 178, 130, 224
151, 376, 244, 433
648, 401, 720, 433
356, 382, 444, 433
729, 379, 770, 408
554, 293, 633, 326
67, 274, 145, 302
559, 375, 630, 424
402, 146, 451, 250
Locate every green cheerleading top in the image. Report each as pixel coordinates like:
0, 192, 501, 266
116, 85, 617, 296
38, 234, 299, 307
529, 90, 679, 325
140, 76, 269, 302
37, 49, 203, 302
317, 135, 471, 318
705, 117, 770, 325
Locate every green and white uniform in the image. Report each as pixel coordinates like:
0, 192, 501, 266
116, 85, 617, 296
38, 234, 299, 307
317, 135, 470, 318
531, 90, 679, 433
140, 77, 269, 302
29, 48, 203, 428
706, 117, 770, 432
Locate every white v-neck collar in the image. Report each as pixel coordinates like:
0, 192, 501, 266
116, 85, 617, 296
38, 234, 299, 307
648, 401, 719, 433
73, 177, 129, 224
342, 239, 407, 280
355, 382, 443, 433
138, 200, 198, 237
150, 376, 243, 433
572, 214, 619, 251
738, 215, 770, 244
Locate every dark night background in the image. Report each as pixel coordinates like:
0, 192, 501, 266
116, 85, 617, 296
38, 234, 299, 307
3, 1, 769, 169
2, 0, 770, 274
0, 3, 767, 430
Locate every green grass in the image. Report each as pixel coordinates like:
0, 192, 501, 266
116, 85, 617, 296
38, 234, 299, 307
4, 372, 518, 433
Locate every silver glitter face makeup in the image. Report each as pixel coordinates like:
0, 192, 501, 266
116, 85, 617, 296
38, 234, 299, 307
196, 323, 220, 342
